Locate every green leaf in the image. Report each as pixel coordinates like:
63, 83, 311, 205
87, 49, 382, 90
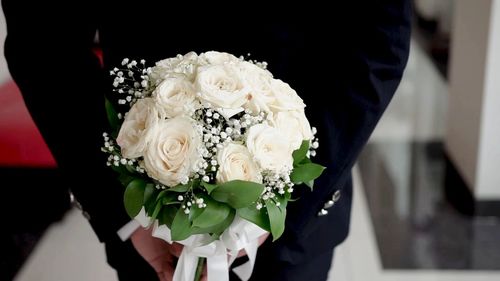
292, 140, 310, 166
276, 195, 289, 210
305, 180, 315, 190
118, 174, 135, 187
158, 206, 177, 228
124, 179, 146, 218
191, 209, 235, 236
237, 204, 271, 232
105, 97, 121, 133
300, 157, 312, 165
145, 190, 165, 215
156, 190, 168, 201
144, 190, 168, 216
151, 200, 163, 221
125, 165, 137, 174
189, 204, 204, 222
143, 183, 155, 205
168, 182, 191, 193
290, 163, 326, 184
171, 208, 192, 241
201, 182, 218, 194
192, 196, 231, 229
211, 180, 265, 209
162, 193, 182, 205
210, 209, 236, 236
267, 201, 286, 241
112, 165, 131, 176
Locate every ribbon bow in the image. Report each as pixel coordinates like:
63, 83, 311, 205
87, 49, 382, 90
136, 209, 267, 281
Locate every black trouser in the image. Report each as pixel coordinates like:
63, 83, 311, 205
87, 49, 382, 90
236, 238, 334, 281
105, 238, 157, 281
106, 236, 334, 281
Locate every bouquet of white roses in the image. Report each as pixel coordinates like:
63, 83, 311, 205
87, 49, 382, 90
102, 51, 324, 281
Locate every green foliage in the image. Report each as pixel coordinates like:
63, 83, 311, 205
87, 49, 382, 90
192, 196, 231, 229
169, 182, 191, 193
266, 201, 286, 241
124, 179, 147, 218
171, 208, 192, 241
290, 163, 325, 189
211, 180, 265, 209
201, 182, 218, 194
191, 210, 235, 237
118, 174, 135, 187
105, 97, 121, 136
158, 206, 177, 228
237, 204, 271, 232
292, 140, 310, 166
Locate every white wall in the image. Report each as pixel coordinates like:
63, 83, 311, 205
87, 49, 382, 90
446, 0, 500, 199
0, 5, 10, 84
446, 0, 491, 189
476, 0, 500, 199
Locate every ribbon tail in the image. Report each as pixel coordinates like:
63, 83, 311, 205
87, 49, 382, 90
232, 239, 258, 281
228, 250, 239, 266
207, 254, 229, 281
173, 248, 197, 281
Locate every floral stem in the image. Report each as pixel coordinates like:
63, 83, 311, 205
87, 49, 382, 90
194, 257, 205, 281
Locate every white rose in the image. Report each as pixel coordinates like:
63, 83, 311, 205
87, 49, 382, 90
116, 98, 162, 159
199, 51, 240, 65
246, 123, 293, 172
239, 61, 276, 113
269, 79, 305, 112
153, 77, 199, 118
143, 116, 201, 187
271, 110, 313, 151
150, 52, 200, 84
216, 143, 262, 183
195, 64, 250, 109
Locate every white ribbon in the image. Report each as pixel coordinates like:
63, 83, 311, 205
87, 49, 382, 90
135, 209, 267, 281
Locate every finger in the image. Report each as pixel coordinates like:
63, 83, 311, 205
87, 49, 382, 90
148, 252, 176, 280
168, 242, 184, 257
161, 271, 173, 281
157, 273, 167, 281
157, 263, 175, 281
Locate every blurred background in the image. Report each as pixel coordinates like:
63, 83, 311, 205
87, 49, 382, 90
1, 0, 499, 280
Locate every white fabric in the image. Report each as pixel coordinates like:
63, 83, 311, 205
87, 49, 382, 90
135, 208, 267, 281
117, 220, 140, 241
117, 208, 153, 241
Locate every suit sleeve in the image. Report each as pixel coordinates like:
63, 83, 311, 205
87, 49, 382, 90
2, 0, 129, 242
285, 0, 412, 238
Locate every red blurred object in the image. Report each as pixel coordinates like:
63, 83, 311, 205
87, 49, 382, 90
93, 47, 104, 66
0, 80, 57, 167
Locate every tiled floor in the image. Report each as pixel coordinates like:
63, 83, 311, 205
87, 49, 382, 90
15, 167, 500, 281
13, 209, 117, 281
359, 143, 500, 270
331, 169, 500, 281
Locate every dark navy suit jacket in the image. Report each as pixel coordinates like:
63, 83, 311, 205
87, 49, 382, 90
3, 0, 411, 266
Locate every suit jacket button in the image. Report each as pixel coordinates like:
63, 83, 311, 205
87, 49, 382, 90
318, 208, 328, 216
324, 200, 335, 209
332, 190, 341, 202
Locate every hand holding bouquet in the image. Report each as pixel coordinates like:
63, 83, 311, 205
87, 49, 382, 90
102, 51, 324, 281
